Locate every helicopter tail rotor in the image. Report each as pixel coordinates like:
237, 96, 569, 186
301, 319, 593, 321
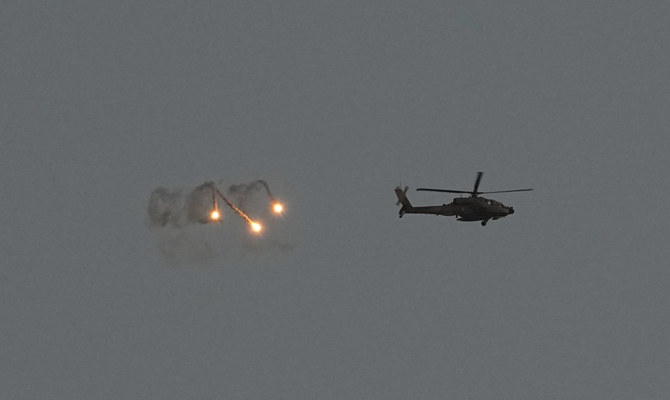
395, 186, 409, 206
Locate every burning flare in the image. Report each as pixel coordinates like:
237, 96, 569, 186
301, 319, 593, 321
272, 202, 284, 214
210, 209, 220, 221
250, 221, 263, 233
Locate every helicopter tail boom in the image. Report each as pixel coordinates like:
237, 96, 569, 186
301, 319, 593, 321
394, 187, 414, 217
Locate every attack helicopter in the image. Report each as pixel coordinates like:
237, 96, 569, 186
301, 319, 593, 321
394, 172, 532, 226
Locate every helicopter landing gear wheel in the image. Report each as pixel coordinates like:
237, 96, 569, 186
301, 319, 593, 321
481, 220, 488, 226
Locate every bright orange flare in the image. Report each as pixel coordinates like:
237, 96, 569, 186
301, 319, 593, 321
250, 221, 263, 233
272, 202, 284, 214
210, 209, 220, 221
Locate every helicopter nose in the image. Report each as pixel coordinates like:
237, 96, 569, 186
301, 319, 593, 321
508, 207, 515, 214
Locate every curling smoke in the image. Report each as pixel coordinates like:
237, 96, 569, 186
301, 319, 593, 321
146, 182, 217, 228
227, 180, 271, 206
146, 187, 184, 228
228, 179, 284, 214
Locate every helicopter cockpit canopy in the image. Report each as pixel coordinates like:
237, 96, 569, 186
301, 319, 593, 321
486, 199, 505, 207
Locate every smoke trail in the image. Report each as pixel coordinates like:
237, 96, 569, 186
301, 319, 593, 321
213, 187, 262, 232
257, 180, 275, 202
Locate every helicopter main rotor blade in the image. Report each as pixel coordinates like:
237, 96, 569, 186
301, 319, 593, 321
416, 188, 473, 194
473, 172, 483, 193
478, 188, 534, 194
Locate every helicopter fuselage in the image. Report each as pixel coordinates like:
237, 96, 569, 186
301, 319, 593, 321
394, 172, 531, 226
400, 196, 513, 221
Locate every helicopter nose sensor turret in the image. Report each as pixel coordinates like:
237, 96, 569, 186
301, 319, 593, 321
508, 207, 515, 214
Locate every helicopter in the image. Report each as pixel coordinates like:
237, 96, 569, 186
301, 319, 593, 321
394, 172, 532, 226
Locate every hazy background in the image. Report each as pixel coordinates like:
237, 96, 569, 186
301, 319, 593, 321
2, 2, 669, 399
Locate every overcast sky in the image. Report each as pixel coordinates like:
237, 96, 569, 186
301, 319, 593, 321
2, 2, 669, 399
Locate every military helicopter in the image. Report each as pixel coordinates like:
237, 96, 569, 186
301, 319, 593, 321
394, 172, 532, 226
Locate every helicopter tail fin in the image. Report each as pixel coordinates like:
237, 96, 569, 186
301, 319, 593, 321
394, 186, 412, 218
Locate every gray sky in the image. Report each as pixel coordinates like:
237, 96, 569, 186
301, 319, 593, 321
2, 1, 669, 399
